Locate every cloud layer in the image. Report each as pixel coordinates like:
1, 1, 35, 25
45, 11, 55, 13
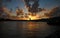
24, 0, 43, 13
44, 6, 60, 18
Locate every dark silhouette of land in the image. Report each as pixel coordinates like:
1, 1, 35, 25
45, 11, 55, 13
0, 16, 60, 25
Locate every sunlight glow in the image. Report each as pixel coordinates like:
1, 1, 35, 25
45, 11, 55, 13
2, 7, 49, 20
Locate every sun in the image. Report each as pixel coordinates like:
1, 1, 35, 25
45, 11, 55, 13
28, 15, 40, 20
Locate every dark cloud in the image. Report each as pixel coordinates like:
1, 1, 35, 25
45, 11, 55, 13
6, 0, 12, 2
24, 0, 43, 13
16, 7, 24, 16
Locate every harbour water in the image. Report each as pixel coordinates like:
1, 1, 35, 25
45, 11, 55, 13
0, 21, 60, 38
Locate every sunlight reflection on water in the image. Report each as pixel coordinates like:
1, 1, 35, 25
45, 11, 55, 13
1, 21, 58, 38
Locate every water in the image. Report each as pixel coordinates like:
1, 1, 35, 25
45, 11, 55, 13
0, 21, 60, 38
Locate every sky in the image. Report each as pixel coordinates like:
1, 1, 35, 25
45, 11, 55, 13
2, 0, 60, 17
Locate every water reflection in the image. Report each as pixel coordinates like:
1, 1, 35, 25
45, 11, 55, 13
1, 21, 59, 38
16, 21, 57, 38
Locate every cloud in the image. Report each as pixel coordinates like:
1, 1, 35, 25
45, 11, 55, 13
23, 0, 43, 13
6, 0, 12, 2
45, 6, 60, 17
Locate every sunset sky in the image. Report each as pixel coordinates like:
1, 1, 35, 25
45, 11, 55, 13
2, 0, 60, 13
1, 0, 60, 20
